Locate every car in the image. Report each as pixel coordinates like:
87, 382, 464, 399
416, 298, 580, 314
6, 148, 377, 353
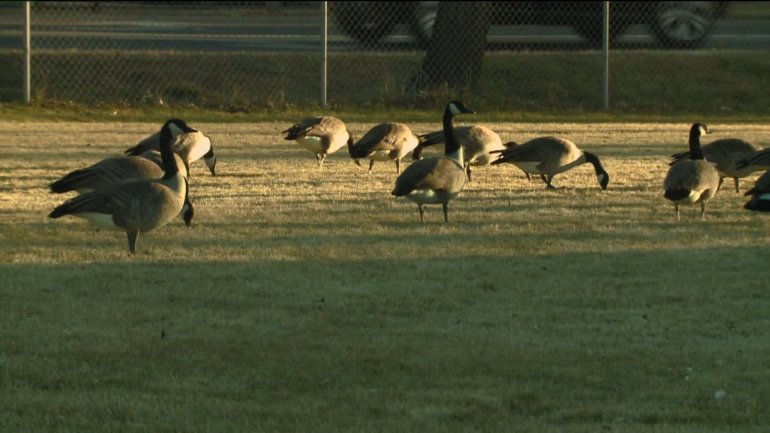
330, 1, 730, 49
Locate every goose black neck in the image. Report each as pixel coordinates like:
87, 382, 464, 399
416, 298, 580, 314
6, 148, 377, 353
688, 129, 705, 160
584, 152, 605, 175
160, 126, 180, 179
442, 105, 462, 163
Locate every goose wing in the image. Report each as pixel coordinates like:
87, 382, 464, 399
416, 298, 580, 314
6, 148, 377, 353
282, 117, 323, 140
50, 178, 185, 231
354, 123, 413, 154
125, 131, 161, 156
392, 158, 465, 196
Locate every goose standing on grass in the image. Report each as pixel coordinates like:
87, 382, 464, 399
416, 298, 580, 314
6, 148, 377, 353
391, 100, 474, 223
49, 118, 194, 254
49, 150, 195, 226
125, 122, 217, 176
744, 169, 770, 212
282, 116, 354, 168
412, 126, 525, 181
490, 135, 609, 190
663, 123, 721, 221
669, 137, 764, 193
347, 122, 419, 174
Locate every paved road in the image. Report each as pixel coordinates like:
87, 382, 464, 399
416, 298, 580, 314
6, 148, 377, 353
0, 7, 769, 52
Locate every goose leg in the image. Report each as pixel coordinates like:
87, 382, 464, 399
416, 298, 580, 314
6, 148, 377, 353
541, 174, 556, 190
127, 230, 139, 254
675, 204, 680, 221
466, 165, 472, 182
442, 202, 449, 223
316, 153, 323, 167
734, 177, 740, 193
396, 159, 401, 174
368, 159, 375, 174
418, 204, 425, 224
716, 177, 724, 192
701, 202, 706, 220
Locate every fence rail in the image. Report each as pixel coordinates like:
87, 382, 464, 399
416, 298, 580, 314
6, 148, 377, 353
0, 1, 768, 113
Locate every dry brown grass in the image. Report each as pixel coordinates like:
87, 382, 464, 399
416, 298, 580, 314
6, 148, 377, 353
3, 120, 769, 262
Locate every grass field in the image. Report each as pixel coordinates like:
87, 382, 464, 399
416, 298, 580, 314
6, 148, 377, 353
1, 119, 770, 432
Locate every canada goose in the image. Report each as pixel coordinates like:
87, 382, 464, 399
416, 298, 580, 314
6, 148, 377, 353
282, 116, 354, 167
49, 118, 194, 253
412, 126, 527, 181
490, 136, 609, 190
49, 150, 194, 226
669, 137, 764, 193
391, 100, 474, 223
744, 169, 770, 212
125, 124, 217, 176
348, 122, 419, 174
663, 123, 721, 220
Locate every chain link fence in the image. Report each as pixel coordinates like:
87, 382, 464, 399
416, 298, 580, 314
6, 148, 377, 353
0, 1, 767, 113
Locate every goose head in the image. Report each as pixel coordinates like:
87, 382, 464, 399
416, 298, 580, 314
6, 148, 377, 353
203, 146, 217, 176
159, 119, 198, 178
165, 118, 198, 138
447, 100, 475, 116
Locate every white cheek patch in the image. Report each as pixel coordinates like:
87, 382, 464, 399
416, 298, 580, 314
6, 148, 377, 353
758, 193, 770, 201
449, 103, 461, 115
700, 126, 707, 136
597, 173, 605, 182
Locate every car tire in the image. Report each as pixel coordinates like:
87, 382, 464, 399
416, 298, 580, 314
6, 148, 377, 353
649, 1, 721, 49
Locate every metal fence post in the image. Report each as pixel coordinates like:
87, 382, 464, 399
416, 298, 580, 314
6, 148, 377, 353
602, 1, 609, 110
321, 1, 328, 108
24, 1, 30, 104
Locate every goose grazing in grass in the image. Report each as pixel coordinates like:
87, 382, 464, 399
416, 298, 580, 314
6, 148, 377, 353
412, 126, 525, 181
391, 100, 474, 223
663, 123, 721, 220
49, 150, 194, 226
743, 169, 770, 212
490, 135, 609, 191
669, 136, 764, 193
125, 121, 217, 176
347, 122, 419, 174
282, 116, 354, 167
49, 118, 194, 254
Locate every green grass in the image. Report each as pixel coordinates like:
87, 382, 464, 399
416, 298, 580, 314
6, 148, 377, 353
2, 120, 770, 432
1, 48, 769, 118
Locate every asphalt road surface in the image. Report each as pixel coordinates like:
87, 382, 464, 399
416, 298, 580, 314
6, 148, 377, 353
0, 7, 769, 52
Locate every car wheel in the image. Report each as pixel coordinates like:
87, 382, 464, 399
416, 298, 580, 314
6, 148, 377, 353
650, 1, 720, 49
409, 1, 440, 48
331, 2, 400, 45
